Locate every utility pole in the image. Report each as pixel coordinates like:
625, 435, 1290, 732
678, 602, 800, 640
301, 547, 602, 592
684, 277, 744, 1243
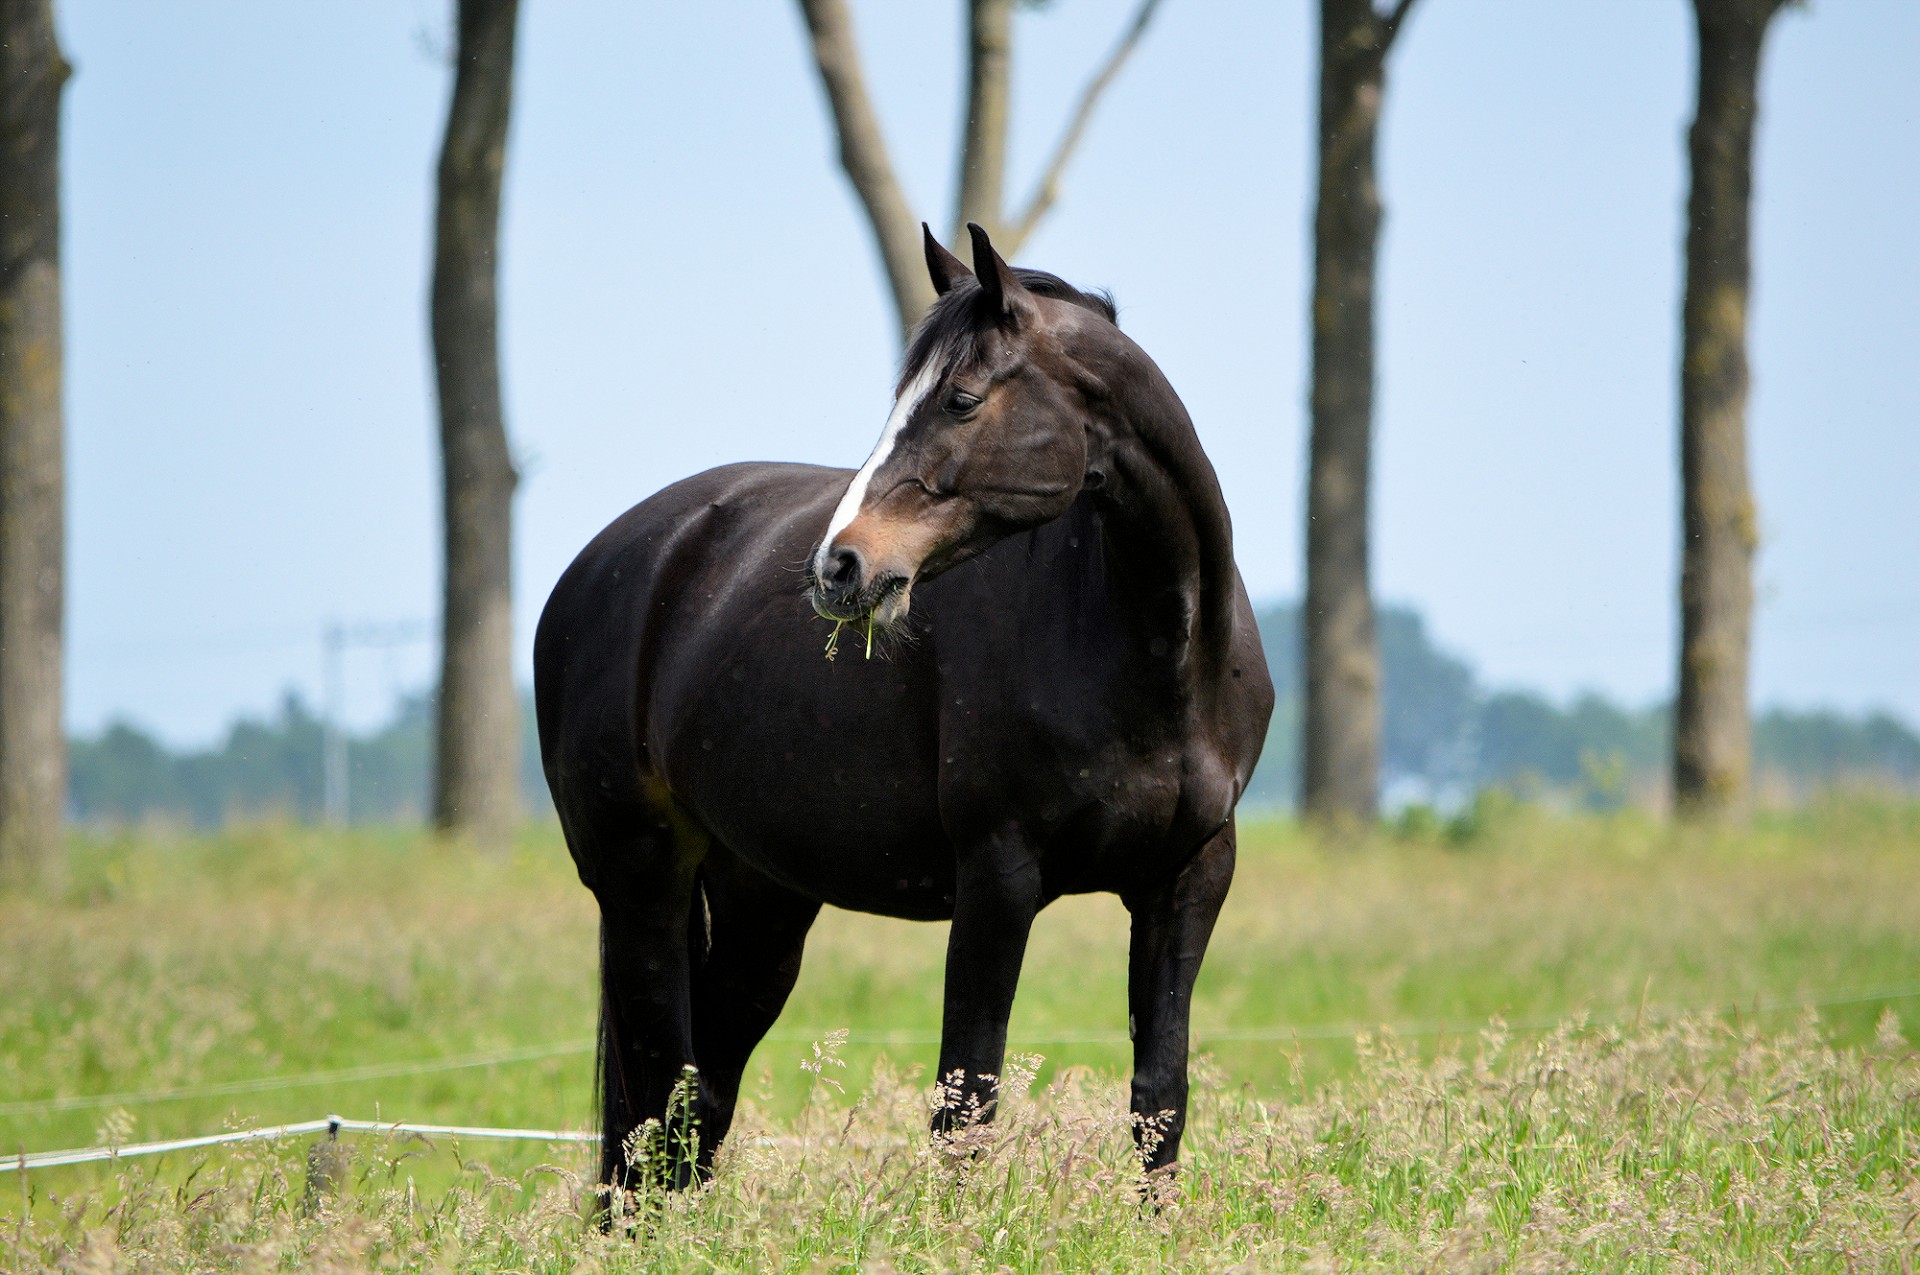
319, 619, 432, 829
322, 624, 348, 825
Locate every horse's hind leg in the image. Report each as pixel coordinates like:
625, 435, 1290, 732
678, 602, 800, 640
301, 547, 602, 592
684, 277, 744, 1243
688, 844, 820, 1172
587, 806, 707, 1195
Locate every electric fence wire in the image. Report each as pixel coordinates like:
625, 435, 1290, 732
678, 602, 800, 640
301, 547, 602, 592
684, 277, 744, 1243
6, 980, 1917, 1123
3, 1116, 595, 1175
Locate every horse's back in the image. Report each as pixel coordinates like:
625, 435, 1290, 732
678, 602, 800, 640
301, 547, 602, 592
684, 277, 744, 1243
534, 462, 845, 871
542, 461, 841, 603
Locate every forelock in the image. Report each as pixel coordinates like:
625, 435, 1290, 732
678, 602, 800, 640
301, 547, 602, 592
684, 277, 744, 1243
895, 269, 1118, 397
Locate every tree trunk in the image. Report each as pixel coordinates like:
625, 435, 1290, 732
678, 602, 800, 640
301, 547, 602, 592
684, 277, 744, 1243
1672, 0, 1785, 820
952, 0, 1013, 248
0, 0, 69, 886
432, 0, 521, 854
1302, 0, 1416, 824
796, 0, 935, 342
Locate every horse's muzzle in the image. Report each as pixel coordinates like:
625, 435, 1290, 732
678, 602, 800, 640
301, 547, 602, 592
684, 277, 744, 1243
807, 547, 911, 627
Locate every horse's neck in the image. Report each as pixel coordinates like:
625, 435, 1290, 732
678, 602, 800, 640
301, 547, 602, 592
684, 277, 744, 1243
1087, 364, 1239, 676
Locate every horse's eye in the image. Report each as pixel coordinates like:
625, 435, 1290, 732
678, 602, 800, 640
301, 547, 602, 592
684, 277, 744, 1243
943, 390, 982, 416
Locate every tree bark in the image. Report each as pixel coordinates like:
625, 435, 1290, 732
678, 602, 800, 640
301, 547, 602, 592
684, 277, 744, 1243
432, 0, 521, 854
1672, 0, 1786, 820
796, 0, 935, 341
1301, 0, 1416, 825
0, 0, 69, 885
952, 0, 1013, 248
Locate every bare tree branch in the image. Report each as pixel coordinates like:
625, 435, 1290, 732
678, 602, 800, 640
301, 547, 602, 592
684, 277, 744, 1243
795, 0, 934, 341
953, 0, 1014, 247
1377, 0, 1420, 54
1003, 0, 1165, 258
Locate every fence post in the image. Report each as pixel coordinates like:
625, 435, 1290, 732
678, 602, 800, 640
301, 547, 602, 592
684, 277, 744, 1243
303, 1117, 352, 1215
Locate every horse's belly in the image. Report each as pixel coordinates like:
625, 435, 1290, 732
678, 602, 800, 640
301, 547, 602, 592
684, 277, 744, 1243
662, 688, 956, 919
683, 775, 960, 917
740, 829, 958, 920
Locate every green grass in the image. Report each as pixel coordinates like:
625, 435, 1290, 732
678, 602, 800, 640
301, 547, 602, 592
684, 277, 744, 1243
3, 800, 1919, 1270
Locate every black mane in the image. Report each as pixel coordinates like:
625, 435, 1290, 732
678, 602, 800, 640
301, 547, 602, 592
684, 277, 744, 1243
898, 269, 1118, 396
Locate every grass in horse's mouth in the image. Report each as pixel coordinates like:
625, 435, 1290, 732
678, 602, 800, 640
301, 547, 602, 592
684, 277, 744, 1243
822, 614, 876, 662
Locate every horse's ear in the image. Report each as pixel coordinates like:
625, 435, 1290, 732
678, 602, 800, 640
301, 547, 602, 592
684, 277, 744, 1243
966, 222, 1030, 324
923, 224, 972, 296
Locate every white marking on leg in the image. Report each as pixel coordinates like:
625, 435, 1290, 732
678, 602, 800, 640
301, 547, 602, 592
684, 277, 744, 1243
814, 360, 941, 575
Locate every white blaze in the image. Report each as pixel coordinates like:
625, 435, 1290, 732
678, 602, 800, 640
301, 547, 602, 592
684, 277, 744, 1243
813, 360, 941, 576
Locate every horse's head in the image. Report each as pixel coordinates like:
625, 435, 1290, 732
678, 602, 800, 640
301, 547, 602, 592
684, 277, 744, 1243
808, 223, 1115, 629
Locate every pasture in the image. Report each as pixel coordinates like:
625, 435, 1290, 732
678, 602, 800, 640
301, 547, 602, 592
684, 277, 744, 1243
3, 802, 1918, 1271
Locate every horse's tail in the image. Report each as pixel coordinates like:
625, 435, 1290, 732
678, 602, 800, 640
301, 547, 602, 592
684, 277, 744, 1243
594, 914, 635, 1193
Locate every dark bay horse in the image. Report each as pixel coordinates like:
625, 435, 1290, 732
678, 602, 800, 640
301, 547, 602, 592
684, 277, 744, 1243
534, 224, 1273, 1193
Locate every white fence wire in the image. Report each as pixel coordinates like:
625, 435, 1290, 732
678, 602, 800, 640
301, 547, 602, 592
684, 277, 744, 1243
0, 1041, 591, 1119
3, 1115, 595, 1175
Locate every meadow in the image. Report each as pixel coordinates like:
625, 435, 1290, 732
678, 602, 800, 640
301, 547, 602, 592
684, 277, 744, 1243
3, 800, 1918, 1271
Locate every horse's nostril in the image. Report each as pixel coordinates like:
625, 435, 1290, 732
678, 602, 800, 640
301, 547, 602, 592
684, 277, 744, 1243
821, 545, 863, 592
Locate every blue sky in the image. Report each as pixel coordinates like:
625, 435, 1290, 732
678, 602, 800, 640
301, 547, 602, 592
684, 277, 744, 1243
57, 0, 1920, 744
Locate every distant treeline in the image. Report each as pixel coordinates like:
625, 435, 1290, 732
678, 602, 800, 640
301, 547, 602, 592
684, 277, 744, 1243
67, 604, 1920, 826
1249, 605, 1920, 810
70, 693, 550, 828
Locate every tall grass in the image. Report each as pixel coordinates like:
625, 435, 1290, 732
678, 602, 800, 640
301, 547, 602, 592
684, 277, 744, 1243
3, 800, 1918, 1270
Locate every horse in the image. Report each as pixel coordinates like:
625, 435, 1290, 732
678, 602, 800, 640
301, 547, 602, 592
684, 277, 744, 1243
533, 224, 1273, 1196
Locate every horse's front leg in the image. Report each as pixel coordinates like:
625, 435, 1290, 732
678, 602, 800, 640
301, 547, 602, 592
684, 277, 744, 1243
1123, 819, 1236, 1174
932, 827, 1043, 1135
